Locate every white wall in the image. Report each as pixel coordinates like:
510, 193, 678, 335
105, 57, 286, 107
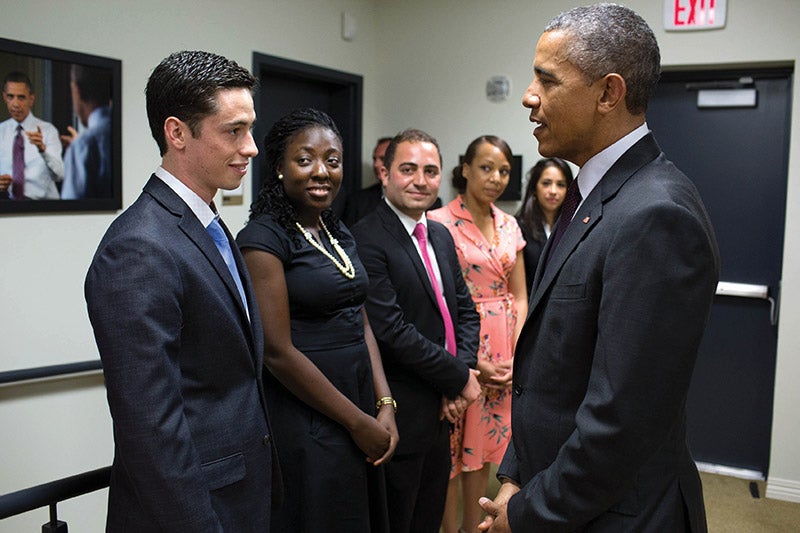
372, 0, 800, 501
1, 0, 798, 530
0, 1, 381, 530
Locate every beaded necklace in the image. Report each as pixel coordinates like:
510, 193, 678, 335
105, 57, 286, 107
295, 218, 356, 279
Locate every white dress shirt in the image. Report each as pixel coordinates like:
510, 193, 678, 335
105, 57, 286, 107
384, 197, 446, 296
573, 122, 650, 216
0, 112, 64, 199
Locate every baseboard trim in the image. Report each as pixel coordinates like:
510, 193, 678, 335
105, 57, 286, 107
765, 476, 800, 503
696, 461, 764, 481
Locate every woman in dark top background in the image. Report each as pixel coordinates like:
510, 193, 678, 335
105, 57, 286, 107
237, 108, 397, 532
515, 157, 574, 290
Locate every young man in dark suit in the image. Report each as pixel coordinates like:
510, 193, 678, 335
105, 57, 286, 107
351, 129, 481, 533
85, 51, 274, 531
479, 4, 719, 532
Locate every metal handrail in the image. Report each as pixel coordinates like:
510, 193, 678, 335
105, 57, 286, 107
0, 466, 111, 519
0, 360, 108, 525
0, 360, 102, 385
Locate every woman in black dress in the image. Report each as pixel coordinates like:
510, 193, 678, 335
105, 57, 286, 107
515, 157, 573, 291
237, 108, 397, 532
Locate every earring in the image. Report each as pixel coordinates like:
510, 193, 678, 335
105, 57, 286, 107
278, 173, 284, 180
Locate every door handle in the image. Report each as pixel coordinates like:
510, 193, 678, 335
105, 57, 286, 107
716, 281, 767, 298
715, 281, 779, 326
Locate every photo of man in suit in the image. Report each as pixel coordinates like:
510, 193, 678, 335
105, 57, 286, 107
0, 71, 63, 199
479, 4, 719, 532
351, 129, 482, 533
85, 50, 274, 531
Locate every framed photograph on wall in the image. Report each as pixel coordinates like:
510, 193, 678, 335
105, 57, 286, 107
0, 37, 121, 214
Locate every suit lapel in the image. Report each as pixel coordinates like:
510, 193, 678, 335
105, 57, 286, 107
213, 217, 254, 323
144, 176, 254, 334
528, 133, 663, 318
376, 202, 439, 307
528, 198, 601, 316
428, 223, 457, 310
223, 218, 263, 361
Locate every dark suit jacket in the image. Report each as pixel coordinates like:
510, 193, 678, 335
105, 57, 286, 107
499, 134, 719, 532
352, 200, 480, 455
85, 175, 274, 531
342, 182, 383, 227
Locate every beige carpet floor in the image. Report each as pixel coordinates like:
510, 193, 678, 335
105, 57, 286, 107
702, 472, 800, 532
447, 467, 800, 532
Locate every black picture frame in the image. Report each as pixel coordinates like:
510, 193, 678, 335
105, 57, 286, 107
0, 37, 121, 214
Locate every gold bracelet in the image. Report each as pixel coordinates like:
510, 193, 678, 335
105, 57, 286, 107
376, 396, 397, 412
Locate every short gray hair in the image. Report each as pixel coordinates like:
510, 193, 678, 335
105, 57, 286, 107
545, 3, 660, 115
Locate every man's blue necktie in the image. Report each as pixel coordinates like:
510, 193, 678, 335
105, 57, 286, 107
206, 216, 249, 317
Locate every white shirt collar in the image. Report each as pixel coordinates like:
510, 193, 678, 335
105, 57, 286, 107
384, 197, 429, 237
154, 166, 217, 227
576, 122, 650, 201
18, 112, 37, 130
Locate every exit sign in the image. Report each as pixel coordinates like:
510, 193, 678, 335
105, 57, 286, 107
664, 0, 727, 31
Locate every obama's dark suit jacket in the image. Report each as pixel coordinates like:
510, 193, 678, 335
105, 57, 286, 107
500, 134, 719, 532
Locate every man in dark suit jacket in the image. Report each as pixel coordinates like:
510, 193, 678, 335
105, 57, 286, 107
352, 128, 481, 533
479, 5, 719, 532
85, 51, 274, 531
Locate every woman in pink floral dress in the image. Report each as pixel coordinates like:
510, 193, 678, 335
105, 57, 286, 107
429, 135, 527, 533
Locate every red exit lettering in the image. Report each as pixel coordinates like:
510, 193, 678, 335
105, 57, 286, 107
674, 0, 716, 26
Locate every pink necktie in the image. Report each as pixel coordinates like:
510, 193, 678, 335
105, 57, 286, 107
413, 223, 456, 355
12, 124, 25, 199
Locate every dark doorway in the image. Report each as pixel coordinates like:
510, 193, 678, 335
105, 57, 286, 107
251, 53, 363, 215
648, 66, 793, 478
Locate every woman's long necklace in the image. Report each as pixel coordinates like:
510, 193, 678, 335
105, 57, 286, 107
295, 218, 356, 279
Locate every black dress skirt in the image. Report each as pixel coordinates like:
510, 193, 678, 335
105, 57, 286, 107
237, 214, 389, 533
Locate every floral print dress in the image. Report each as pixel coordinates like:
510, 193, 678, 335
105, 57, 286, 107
428, 196, 525, 475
